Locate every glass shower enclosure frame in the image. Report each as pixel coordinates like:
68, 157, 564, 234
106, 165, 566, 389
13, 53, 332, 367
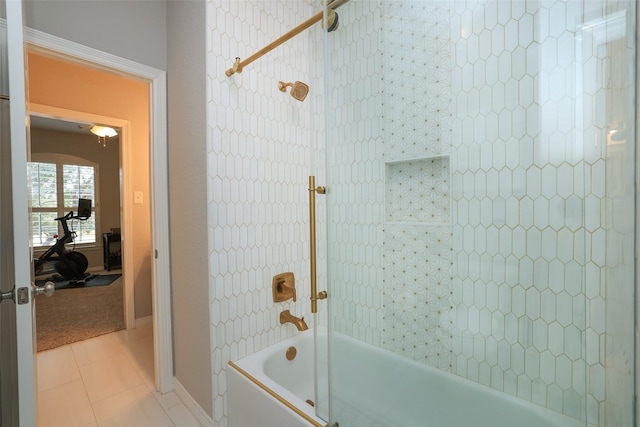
317, 0, 638, 426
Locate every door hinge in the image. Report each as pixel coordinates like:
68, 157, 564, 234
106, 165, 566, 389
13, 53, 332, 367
155, 249, 158, 259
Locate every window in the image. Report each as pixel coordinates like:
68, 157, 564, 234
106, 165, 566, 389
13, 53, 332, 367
29, 155, 98, 247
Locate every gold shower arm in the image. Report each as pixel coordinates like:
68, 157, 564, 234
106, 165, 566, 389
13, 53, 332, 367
309, 176, 327, 314
225, 13, 320, 77
225, 0, 350, 77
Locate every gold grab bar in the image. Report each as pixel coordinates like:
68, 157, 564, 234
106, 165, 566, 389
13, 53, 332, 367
225, 0, 350, 77
309, 176, 327, 313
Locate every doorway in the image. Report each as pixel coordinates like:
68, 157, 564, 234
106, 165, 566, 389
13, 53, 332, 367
25, 29, 172, 393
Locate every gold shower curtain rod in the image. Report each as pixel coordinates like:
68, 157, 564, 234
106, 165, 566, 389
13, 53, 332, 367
225, 0, 349, 77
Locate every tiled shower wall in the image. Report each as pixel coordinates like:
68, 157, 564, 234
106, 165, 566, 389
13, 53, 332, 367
325, 0, 455, 367
379, 1, 454, 371
449, 0, 591, 421
206, 1, 317, 425
450, 1, 635, 424
206, 0, 635, 426
327, 0, 635, 426
324, 0, 386, 345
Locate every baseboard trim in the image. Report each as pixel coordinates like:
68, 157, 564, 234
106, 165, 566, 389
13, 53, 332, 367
134, 316, 153, 328
173, 378, 214, 427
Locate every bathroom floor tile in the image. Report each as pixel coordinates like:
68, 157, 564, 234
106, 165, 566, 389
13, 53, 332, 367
79, 352, 143, 403
119, 333, 154, 372
71, 333, 125, 367
36, 345, 81, 392
35, 324, 203, 427
165, 403, 202, 427
37, 379, 96, 427
151, 390, 182, 410
137, 359, 156, 389
92, 384, 175, 427
114, 323, 153, 344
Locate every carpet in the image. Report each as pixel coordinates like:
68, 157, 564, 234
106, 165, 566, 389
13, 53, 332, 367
36, 273, 122, 290
35, 275, 125, 351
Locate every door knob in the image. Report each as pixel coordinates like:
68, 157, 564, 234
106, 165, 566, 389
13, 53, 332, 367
0, 282, 55, 305
0, 287, 15, 304
33, 281, 55, 298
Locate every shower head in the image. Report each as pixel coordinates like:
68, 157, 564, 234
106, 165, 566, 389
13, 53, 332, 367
278, 81, 309, 102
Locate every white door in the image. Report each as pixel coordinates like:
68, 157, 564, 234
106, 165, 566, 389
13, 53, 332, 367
2, 1, 40, 425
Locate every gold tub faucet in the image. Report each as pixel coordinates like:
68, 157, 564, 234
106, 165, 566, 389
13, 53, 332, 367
280, 310, 308, 331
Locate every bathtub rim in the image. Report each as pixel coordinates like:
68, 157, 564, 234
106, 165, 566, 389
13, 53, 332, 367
228, 360, 329, 427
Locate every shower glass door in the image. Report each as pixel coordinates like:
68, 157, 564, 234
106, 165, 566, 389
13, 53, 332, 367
322, 0, 637, 426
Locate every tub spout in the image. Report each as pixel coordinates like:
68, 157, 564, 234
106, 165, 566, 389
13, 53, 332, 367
280, 310, 309, 331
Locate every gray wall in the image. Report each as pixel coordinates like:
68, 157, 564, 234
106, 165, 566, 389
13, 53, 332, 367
21, 0, 213, 417
167, 0, 212, 418
23, 0, 166, 71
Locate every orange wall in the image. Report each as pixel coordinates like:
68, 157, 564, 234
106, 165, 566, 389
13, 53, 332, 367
27, 51, 153, 319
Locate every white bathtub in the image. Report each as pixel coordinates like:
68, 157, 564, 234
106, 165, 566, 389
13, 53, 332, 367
228, 329, 585, 427
228, 329, 325, 427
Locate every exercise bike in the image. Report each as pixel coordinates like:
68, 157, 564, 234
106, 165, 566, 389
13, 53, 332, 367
33, 198, 92, 285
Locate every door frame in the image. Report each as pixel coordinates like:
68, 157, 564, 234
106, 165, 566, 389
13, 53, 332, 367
25, 28, 173, 393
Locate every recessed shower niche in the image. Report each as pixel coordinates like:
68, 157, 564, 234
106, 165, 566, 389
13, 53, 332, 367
385, 156, 450, 225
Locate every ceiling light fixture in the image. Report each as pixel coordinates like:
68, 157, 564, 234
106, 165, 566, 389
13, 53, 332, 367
90, 125, 118, 147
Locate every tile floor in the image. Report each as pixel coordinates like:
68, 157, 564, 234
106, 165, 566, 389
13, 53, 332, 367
36, 324, 200, 427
